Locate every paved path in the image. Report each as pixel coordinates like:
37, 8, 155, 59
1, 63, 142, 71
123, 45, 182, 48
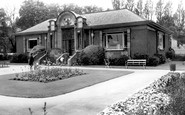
0, 65, 171, 115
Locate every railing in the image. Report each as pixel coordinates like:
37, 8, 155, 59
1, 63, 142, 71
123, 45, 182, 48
67, 51, 81, 66
56, 53, 69, 65
34, 51, 47, 65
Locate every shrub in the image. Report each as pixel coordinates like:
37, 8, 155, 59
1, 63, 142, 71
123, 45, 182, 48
10, 53, 28, 63
154, 53, 166, 64
109, 55, 129, 66
152, 73, 185, 114
166, 48, 175, 60
77, 45, 105, 65
133, 53, 149, 60
166, 51, 175, 60
148, 56, 160, 66
0, 54, 9, 60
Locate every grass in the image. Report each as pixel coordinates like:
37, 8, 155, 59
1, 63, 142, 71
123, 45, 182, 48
0, 69, 132, 98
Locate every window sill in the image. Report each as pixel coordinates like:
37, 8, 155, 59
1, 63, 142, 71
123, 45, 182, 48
106, 47, 128, 51
158, 48, 165, 51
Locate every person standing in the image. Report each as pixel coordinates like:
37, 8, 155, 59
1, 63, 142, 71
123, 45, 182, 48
28, 53, 34, 70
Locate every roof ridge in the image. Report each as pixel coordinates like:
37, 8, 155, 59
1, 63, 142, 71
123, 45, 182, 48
83, 8, 129, 15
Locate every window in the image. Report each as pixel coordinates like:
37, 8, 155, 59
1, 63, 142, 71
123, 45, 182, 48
27, 38, 38, 51
106, 33, 127, 50
158, 32, 165, 50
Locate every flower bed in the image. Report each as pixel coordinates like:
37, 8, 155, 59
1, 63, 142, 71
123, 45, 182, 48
98, 72, 185, 115
11, 68, 85, 83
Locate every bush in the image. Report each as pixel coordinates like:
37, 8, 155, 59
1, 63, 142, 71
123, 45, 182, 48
166, 48, 175, 60
154, 53, 166, 64
77, 45, 105, 65
0, 54, 9, 60
10, 53, 28, 63
148, 56, 160, 66
109, 55, 129, 66
166, 51, 175, 60
133, 53, 149, 60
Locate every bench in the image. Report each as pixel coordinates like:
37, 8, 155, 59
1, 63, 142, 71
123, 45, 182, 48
126, 59, 146, 69
0, 61, 9, 67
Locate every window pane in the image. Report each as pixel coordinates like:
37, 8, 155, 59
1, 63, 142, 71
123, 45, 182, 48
29, 40, 37, 49
107, 33, 123, 49
158, 32, 164, 50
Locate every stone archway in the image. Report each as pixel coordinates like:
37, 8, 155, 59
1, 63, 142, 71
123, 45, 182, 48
55, 11, 77, 55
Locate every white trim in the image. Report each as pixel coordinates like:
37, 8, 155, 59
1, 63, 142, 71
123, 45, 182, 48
158, 31, 164, 50
106, 33, 125, 50
27, 38, 38, 52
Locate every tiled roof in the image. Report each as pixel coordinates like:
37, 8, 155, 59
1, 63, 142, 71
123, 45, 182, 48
16, 9, 146, 35
84, 9, 146, 26
17, 19, 56, 35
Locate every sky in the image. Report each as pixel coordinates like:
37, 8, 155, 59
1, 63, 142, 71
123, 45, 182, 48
0, 0, 184, 17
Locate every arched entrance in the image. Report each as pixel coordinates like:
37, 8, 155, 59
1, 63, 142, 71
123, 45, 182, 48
55, 11, 77, 56
62, 28, 74, 55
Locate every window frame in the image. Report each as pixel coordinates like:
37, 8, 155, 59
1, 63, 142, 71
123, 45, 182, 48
158, 31, 165, 50
27, 38, 38, 52
106, 33, 126, 50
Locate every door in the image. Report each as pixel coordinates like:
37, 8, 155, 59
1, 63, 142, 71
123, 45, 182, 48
62, 28, 74, 55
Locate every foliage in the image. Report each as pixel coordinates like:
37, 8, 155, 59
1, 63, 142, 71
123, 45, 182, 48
0, 8, 11, 54
77, 45, 105, 65
0, 54, 12, 60
143, 0, 154, 20
125, 0, 135, 11
155, 0, 164, 22
109, 55, 129, 66
154, 53, 166, 64
46, 4, 63, 19
61, 4, 83, 14
82, 5, 103, 14
136, 0, 143, 16
152, 72, 185, 114
111, 0, 125, 10
16, 0, 49, 30
99, 72, 185, 115
148, 56, 160, 66
133, 53, 149, 60
12, 68, 85, 83
10, 53, 28, 63
165, 48, 175, 60
173, 54, 185, 61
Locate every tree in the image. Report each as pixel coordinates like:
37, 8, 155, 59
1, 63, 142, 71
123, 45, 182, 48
143, 0, 153, 20
16, 0, 48, 30
173, 0, 185, 32
155, 0, 164, 23
5, 8, 18, 52
112, 0, 125, 10
173, 0, 185, 43
0, 8, 9, 53
61, 4, 83, 14
164, 1, 172, 17
46, 4, 62, 19
136, 0, 143, 16
125, 0, 135, 11
82, 5, 103, 14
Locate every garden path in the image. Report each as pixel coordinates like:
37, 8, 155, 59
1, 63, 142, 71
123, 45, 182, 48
0, 64, 181, 115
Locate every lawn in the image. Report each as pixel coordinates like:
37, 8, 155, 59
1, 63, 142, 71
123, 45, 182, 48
0, 69, 132, 98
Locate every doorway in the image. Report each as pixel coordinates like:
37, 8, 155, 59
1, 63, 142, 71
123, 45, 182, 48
62, 28, 74, 55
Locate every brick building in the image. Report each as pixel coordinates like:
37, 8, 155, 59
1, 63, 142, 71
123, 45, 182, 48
15, 9, 172, 58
